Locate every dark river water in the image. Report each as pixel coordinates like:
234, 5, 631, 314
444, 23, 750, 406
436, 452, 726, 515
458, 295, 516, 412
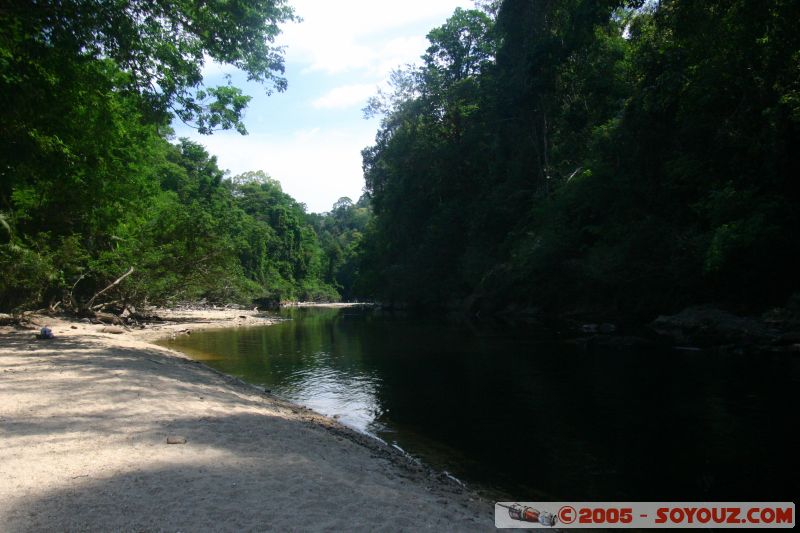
161, 306, 799, 501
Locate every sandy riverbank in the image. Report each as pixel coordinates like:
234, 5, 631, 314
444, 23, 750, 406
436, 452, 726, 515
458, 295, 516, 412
0, 309, 491, 531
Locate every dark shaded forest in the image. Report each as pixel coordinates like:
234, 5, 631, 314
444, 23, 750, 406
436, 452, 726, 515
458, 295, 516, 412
358, 0, 800, 320
2, 0, 799, 323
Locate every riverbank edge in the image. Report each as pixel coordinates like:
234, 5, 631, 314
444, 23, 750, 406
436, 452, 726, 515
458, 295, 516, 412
0, 306, 491, 527
139, 307, 471, 486
371, 300, 800, 355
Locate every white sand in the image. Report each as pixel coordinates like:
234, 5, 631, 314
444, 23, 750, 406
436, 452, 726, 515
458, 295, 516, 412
0, 310, 491, 532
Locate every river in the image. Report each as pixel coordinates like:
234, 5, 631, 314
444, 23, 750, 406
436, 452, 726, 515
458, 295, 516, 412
161, 306, 799, 501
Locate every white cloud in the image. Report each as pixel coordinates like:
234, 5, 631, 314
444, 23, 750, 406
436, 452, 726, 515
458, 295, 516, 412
376, 35, 432, 72
312, 83, 378, 110
182, 125, 378, 213
279, 0, 474, 76
200, 54, 238, 79
175, 1, 477, 212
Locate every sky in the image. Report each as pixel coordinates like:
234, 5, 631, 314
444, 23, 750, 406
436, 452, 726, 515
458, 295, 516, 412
172, 0, 474, 213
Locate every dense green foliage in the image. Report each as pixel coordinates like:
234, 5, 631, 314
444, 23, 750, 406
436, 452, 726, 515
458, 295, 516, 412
2, 0, 294, 133
358, 0, 800, 318
308, 196, 372, 301
3, 0, 798, 320
0, 0, 343, 311
229, 171, 338, 302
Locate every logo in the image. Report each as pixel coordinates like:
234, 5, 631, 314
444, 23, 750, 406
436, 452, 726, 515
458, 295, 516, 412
496, 503, 558, 527
495, 502, 795, 529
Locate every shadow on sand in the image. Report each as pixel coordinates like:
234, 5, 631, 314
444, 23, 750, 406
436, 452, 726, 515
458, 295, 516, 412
0, 331, 489, 532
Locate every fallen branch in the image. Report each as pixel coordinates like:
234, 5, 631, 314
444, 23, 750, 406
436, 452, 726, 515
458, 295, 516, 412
95, 312, 129, 328
91, 299, 121, 311
68, 273, 87, 310
85, 267, 134, 310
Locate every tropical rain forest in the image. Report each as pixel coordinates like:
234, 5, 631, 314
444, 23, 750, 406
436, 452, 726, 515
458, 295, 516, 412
2, 0, 800, 523
2, 1, 798, 322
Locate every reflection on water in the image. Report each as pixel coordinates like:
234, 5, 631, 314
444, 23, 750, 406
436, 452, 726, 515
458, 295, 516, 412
162, 306, 800, 501
165, 308, 386, 434
279, 364, 384, 433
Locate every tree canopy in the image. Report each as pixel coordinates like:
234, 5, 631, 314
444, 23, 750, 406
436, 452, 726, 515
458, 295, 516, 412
356, 0, 800, 318
2, 0, 295, 133
0, 0, 344, 312
2, 0, 798, 322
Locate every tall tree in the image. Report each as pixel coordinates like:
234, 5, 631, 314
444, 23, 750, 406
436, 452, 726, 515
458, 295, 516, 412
358, 0, 800, 317
0, 0, 300, 310
1, 0, 295, 132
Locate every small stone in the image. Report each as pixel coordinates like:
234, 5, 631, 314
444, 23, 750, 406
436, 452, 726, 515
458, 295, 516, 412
101, 326, 124, 334
71, 325, 78, 329
166, 436, 187, 444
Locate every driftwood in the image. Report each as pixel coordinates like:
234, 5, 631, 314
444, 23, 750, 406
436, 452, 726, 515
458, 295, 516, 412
91, 299, 122, 312
67, 273, 87, 310
94, 312, 128, 328
85, 267, 134, 310
3, 266, 139, 330
0, 312, 42, 329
